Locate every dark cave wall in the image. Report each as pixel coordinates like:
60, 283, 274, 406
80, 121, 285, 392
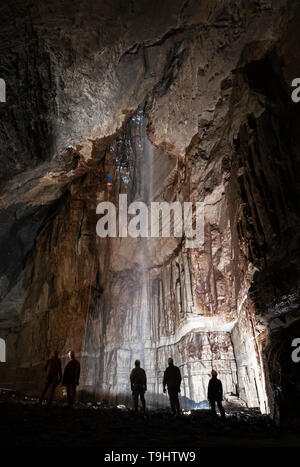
226, 35, 300, 415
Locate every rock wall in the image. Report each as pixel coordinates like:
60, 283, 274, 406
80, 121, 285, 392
0, 0, 299, 417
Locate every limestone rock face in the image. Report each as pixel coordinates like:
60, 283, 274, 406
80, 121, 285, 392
0, 0, 300, 416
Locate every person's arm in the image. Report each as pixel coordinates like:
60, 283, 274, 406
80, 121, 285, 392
177, 367, 182, 391
144, 370, 147, 392
130, 370, 134, 391
76, 362, 80, 386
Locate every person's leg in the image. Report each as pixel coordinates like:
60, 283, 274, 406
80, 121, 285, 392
174, 392, 180, 414
168, 390, 176, 414
209, 398, 217, 417
66, 383, 72, 407
140, 390, 146, 414
47, 384, 56, 406
217, 400, 226, 419
68, 384, 76, 406
133, 388, 139, 412
39, 381, 50, 404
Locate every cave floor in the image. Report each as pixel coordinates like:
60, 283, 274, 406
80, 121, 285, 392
0, 399, 299, 448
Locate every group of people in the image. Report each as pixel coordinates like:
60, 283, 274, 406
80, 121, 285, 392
40, 352, 226, 419
130, 358, 225, 419
39, 350, 80, 407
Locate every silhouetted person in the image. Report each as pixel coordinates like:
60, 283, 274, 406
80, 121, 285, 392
208, 369, 226, 420
163, 357, 182, 415
62, 350, 80, 407
130, 360, 147, 414
39, 350, 62, 406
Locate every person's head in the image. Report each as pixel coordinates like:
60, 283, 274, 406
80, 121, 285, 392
69, 350, 75, 359
168, 357, 174, 366
135, 359, 140, 367
211, 369, 218, 378
53, 350, 59, 358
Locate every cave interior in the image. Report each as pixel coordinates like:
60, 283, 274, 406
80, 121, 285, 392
0, 0, 300, 432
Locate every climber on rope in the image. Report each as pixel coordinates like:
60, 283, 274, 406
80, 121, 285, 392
62, 350, 80, 407
39, 350, 62, 406
163, 357, 182, 415
207, 369, 226, 420
130, 359, 147, 414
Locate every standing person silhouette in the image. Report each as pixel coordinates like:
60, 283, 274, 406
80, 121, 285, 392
207, 369, 226, 420
62, 350, 80, 407
163, 357, 182, 415
39, 350, 62, 406
130, 360, 147, 414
